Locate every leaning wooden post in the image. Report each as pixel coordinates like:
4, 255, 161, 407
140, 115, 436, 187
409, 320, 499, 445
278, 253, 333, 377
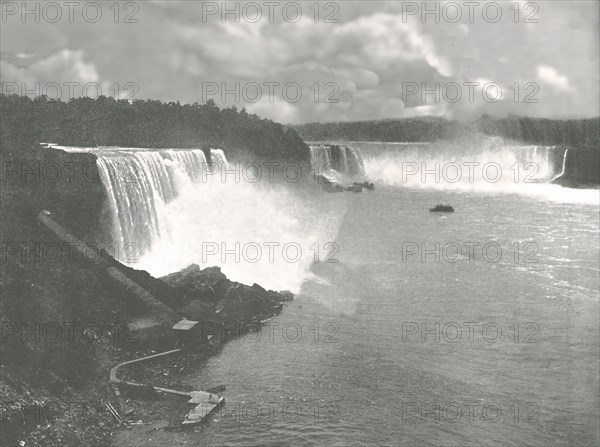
37, 210, 198, 331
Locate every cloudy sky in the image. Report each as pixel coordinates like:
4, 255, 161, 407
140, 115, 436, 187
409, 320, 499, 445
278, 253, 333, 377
1, 1, 598, 123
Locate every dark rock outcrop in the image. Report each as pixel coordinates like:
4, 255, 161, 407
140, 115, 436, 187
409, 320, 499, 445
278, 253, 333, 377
1, 143, 110, 243
161, 264, 293, 325
551, 146, 600, 188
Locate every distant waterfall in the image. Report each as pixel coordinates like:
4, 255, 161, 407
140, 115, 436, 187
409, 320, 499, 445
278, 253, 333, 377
309, 144, 366, 177
358, 142, 564, 188
95, 148, 227, 254
210, 148, 228, 168
550, 149, 569, 183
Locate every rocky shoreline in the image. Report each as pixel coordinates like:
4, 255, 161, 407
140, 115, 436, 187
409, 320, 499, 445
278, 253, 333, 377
0, 160, 293, 445
1, 248, 293, 445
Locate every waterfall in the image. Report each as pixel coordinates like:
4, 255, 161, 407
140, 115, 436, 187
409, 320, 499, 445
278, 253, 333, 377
550, 149, 569, 183
310, 146, 330, 174
95, 148, 225, 254
346, 146, 366, 176
353, 141, 598, 203
210, 148, 228, 169
46, 145, 347, 290
309, 144, 366, 177
359, 142, 563, 188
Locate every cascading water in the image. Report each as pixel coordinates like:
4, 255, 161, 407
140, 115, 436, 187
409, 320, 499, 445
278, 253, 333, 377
361, 142, 560, 187
347, 146, 366, 176
309, 144, 366, 178
357, 141, 597, 204
550, 148, 569, 183
210, 148, 228, 168
88, 146, 345, 291
95, 149, 211, 253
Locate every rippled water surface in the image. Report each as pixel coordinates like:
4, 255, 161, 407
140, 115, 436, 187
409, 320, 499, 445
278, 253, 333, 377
115, 142, 600, 446
115, 181, 599, 446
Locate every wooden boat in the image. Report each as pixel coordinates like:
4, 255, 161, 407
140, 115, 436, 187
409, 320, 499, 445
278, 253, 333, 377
430, 204, 454, 213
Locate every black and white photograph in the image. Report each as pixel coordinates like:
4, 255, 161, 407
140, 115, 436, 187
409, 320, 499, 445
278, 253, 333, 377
1, 1, 599, 446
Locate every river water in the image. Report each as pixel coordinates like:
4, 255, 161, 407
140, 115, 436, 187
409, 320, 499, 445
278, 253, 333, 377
111, 142, 599, 446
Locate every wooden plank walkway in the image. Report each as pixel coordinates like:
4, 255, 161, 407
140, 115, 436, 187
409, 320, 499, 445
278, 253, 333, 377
154, 388, 225, 424
109, 349, 224, 426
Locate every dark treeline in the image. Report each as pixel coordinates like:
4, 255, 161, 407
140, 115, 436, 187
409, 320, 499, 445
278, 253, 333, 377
293, 115, 600, 147
477, 115, 600, 147
0, 94, 310, 161
292, 117, 462, 142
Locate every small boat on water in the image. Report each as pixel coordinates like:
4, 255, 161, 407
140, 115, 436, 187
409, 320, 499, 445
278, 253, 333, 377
430, 204, 454, 213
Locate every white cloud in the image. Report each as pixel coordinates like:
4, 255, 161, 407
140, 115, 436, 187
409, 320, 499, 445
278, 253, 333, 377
536, 65, 572, 92
30, 49, 99, 84
333, 13, 452, 76
246, 97, 299, 123
2, 49, 98, 84
1, 49, 104, 100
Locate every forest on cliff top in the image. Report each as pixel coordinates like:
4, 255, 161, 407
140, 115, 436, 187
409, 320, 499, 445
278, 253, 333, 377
0, 94, 310, 162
